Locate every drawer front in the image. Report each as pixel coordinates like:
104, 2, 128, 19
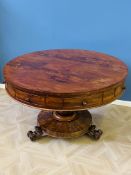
5, 81, 125, 110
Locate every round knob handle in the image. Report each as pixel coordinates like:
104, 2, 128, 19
122, 86, 126, 90
82, 101, 87, 106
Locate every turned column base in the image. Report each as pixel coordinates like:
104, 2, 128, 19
27, 110, 102, 141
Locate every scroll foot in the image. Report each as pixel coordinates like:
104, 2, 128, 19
86, 125, 103, 140
27, 126, 46, 141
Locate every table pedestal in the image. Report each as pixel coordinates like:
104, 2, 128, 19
27, 110, 103, 141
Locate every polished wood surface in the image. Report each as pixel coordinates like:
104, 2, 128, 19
4, 49, 128, 110
4, 49, 127, 94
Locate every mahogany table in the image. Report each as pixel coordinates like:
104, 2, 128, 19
3, 49, 128, 141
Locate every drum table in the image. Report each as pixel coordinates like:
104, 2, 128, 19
3, 49, 128, 141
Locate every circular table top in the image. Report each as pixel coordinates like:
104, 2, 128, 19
4, 49, 128, 95
3, 49, 128, 110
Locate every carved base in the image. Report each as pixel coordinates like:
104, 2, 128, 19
27, 126, 47, 141
86, 125, 103, 140
27, 110, 103, 141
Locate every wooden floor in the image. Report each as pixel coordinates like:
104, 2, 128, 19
0, 88, 131, 175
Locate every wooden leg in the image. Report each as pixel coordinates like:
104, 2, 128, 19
27, 110, 103, 141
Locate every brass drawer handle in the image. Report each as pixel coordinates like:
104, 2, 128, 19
82, 101, 87, 106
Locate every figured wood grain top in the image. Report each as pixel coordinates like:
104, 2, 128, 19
3, 49, 128, 96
